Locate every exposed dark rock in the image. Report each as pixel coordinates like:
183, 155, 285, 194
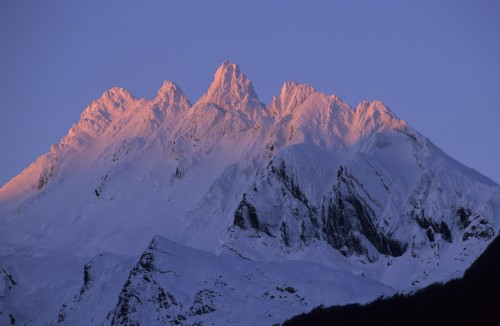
153, 287, 178, 310
110, 239, 187, 325
321, 166, 406, 259
94, 174, 107, 198
437, 221, 452, 243
234, 195, 259, 230
1, 267, 17, 290
189, 289, 217, 316
456, 209, 495, 241
80, 264, 93, 295
415, 215, 453, 244
276, 286, 297, 294
457, 207, 472, 229
321, 194, 368, 258
37, 165, 55, 190
8, 313, 16, 325
272, 159, 320, 242
233, 210, 246, 229
138, 252, 155, 273
425, 228, 435, 242
57, 304, 66, 323
280, 222, 291, 247
233, 194, 273, 237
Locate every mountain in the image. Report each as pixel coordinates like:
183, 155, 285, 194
1, 62, 499, 325
283, 232, 500, 326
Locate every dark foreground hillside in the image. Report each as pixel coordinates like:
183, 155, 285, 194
284, 234, 500, 326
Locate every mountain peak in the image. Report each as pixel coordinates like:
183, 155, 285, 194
157, 80, 181, 97
198, 61, 260, 110
155, 80, 192, 108
269, 81, 316, 117
101, 87, 135, 103
355, 100, 395, 121
353, 100, 408, 135
218, 60, 239, 73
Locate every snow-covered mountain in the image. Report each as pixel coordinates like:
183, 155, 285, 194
284, 232, 500, 325
1, 61, 499, 325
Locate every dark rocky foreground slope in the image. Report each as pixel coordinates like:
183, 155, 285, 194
284, 233, 500, 326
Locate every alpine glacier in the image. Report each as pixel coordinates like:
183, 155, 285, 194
0, 62, 499, 325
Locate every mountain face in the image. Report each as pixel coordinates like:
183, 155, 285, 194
1, 61, 499, 325
283, 233, 500, 326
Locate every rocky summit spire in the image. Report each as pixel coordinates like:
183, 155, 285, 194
198, 61, 261, 111
269, 81, 317, 117
155, 80, 192, 110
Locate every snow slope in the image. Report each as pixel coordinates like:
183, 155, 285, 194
0, 61, 499, 325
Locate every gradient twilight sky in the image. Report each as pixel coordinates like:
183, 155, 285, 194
1, 1, 499, 186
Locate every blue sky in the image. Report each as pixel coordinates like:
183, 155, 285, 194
1, 0, 499, 185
